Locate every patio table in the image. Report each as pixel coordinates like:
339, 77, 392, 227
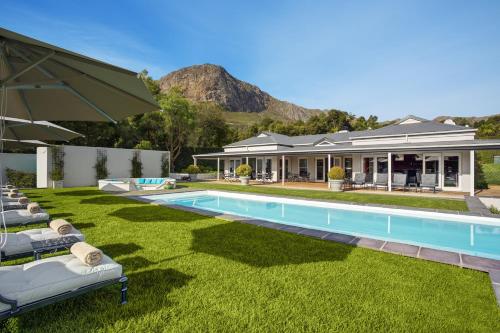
31, 235, 81, 260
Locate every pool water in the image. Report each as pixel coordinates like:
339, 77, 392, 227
146, 191, 500, 260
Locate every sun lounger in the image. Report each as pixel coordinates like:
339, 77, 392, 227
0, 224, 84, 261
1, 196, 30, 204
0, 201, 28, 211
353, 173, 366, 188
0, 250, 127, 320
0, 207, 50, 227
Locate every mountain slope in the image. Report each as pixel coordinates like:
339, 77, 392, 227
158, 64, 321, 121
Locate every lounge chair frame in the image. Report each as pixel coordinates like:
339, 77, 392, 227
0, 275, 128, 320
0, 235, 80, 262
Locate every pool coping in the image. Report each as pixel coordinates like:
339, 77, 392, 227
128, 190, 500, 306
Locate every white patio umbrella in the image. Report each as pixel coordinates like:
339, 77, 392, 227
0, 27, 158, 122
1, 139, 50, 150
2, 117, 82, 141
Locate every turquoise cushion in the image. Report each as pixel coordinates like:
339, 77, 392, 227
157, 179, 163, 184
145, 179, 153, 184
138, 178, 146, 184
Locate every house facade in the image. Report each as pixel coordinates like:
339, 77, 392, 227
193, 116, 500, 196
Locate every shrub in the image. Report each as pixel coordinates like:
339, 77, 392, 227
161, 153, 170, 177
5, 168, 36, 188
185, 165, 201, 174
135, 140, 152, 150
328, 166, 345, 180
94, 150, 109, 181
131, 151, 143, 178
51, 146, 65, 181
235, 164, 252, 177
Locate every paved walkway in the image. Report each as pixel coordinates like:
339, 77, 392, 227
465, 196, 495, 216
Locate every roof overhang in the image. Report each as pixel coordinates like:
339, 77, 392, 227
194, 140, 500, 159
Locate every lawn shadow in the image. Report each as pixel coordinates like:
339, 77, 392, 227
99, 243, 143, 257
15, 268, 193, 332
80, 196, 139, 205
55, 190, 101, 197
191, 222, 353, 267
119, 256, 156, 270
109, 206, 209, 223
72, 222, 96, 230
49, 213, 74, 219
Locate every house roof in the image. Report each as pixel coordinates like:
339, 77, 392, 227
195, 139, 500, 158
224, 116, 475, 148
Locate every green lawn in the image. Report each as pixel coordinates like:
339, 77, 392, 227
180, 182, 468, 211
3, 187, 498, 332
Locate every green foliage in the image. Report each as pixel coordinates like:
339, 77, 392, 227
130, 151, 143, 178
134, 140, 152, 150
94, 152, 109, 181
481, 163, 500, 185
51, 146, 65, 181
235, 164, 252, 177
161, 154, 170, 177
184, 164, 201, 174
328, 166, 345, 180
5, 168, 36, 188
490, 206, 500, 215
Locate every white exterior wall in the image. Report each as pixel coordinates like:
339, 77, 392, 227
0, 153, 37, 184
37, 145, 169, 188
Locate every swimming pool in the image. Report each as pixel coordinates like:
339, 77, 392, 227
144, 191, 500, 260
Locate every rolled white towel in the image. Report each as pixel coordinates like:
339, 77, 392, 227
27, 203, 41, 214
49, 219, 73, 235
9, 189, 19, 194
18, 196, 29, 205
8, 192, 18, 198
71, 242, 103, 266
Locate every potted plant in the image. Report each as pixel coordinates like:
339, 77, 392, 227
235, 164, 252, 185
51, 168, 64, 189
164, 180, 176, 190
185, 164, 201, 181
328, 166, 345, 192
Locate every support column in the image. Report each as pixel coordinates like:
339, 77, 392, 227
388, 152, 392, 192
217, 158, 220, 181
470, 150, 475, 196
193, 157, 197, 166
327, 154, 331, 188
282, 155, 285, 186
246, 156, 249, 164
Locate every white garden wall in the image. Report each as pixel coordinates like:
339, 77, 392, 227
37, 145, 170, 188
0, 153, 36, 183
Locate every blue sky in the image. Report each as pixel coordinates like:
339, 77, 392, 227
1, 0, 500, 120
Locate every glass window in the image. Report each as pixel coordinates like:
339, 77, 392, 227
299, 159, 308, 177
316, 159, 324, 181
344, 157, 353, 179
424, 155, 439, 185
377, 157, 388, 174
265, 159, 272, 174
363, 157, 374, 183
444, 155, 459, 187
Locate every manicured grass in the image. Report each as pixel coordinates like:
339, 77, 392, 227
3, 187, 498, 332
180, 182, 468, 211
482, 163, 500, 185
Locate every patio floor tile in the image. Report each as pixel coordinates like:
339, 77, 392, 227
352, 237, 385, 250
322, 232, 356, 244
299, 229, 330, 239
382, 242, 419, 257
489, 270, 500, 284
418, 248, 461, 265
280, 225, 306, 234
461, 255, 500, 271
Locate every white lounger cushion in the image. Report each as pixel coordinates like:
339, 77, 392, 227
1, 197, 29, 203
0, 209, 49, 226
2, 227, 84, 256
0, 254, 122, 312
1, 202, 27, 210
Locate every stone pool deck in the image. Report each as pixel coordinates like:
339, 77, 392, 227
128, 189, 500, 306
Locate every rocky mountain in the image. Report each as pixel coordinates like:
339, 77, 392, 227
158, 64, 322, 121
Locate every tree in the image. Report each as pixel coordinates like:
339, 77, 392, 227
191, 103, 231, 147
160, 87, 195, 169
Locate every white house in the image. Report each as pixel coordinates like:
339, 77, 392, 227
193, 115, 500, 196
